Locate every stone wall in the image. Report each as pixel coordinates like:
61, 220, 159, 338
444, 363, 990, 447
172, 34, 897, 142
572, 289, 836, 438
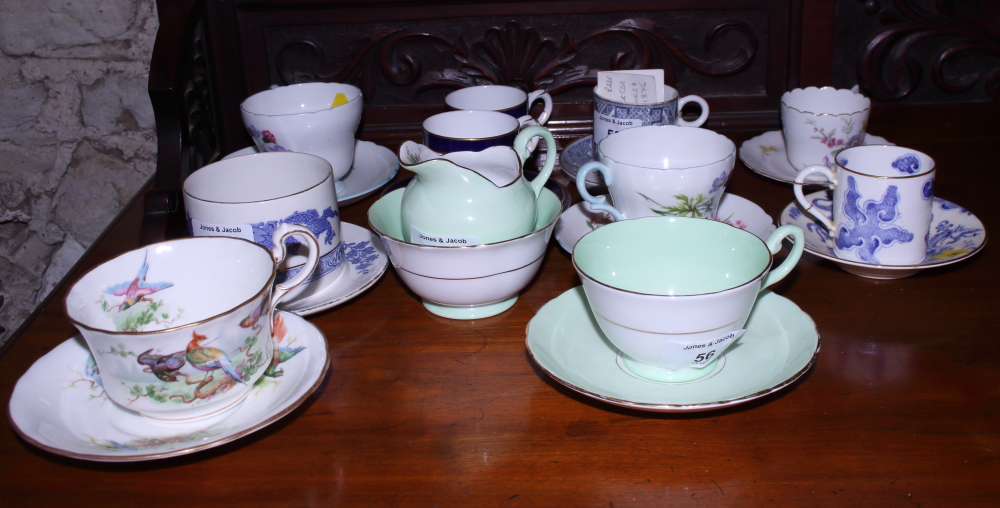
0, 0, 158, 344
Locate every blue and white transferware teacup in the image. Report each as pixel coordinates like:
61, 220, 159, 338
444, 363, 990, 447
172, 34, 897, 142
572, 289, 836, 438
592, 84, 709, 150
183, 152, 346, 303
445, 85, 552, 126
793, 145, 936, 265
577, 125, 735, 222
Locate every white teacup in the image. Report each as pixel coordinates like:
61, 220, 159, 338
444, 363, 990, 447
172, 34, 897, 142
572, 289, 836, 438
794, 145, 936, 265
593, 84, 709, 150
240, 82, 363, 188
574, 217, 804, 382
64, 227, 320, 421
183, 152, 346, 302
781, 87, 871, 170
577, 125, 735, 221
445, 85, 552, 127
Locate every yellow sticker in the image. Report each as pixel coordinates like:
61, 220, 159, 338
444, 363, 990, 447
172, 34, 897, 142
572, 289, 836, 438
331, 93, 349, 109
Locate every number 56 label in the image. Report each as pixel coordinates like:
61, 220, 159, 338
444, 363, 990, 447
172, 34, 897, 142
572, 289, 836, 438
657, 329, 746, 369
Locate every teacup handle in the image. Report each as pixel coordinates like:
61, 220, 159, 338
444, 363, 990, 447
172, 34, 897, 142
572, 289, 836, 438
675, 95, 709, 127
268, 223, 321, 309
761, 225, 805, 290
576, 161, 624, 222
793, 164, 837, 235
514, 125, 556, 198
517, 116, 542, 153
527, 90, 553, 125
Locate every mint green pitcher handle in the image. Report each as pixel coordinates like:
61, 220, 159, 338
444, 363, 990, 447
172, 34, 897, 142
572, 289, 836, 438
514, 125, 556, 198
761, 225, 805, 290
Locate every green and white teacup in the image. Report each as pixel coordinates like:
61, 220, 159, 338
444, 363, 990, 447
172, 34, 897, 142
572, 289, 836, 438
573, 216, 804, 382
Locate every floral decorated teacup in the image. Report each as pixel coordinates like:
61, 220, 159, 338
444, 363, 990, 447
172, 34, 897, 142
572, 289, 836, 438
64, 226, 320, 421
576, 125, 735, 222
240, 83, 363, 189
781, 87, 871, 170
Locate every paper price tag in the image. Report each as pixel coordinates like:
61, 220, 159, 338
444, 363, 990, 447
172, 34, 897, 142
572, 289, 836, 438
190, 219, 255, 242
597, 69, 665, 103
409, 226, 479, 246
658, 329, 746, 369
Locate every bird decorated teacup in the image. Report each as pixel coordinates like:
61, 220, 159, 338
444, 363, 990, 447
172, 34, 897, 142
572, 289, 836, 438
64, 225, 320, 421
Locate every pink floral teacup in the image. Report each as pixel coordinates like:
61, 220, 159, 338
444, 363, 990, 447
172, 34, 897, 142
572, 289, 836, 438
781, 87, 871, 170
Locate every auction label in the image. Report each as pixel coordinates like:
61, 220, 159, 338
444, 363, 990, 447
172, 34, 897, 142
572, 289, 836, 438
409, 226, 478, 247
190, 218, 255, 242
594, 114, 642, 146
657, 329, 746, 369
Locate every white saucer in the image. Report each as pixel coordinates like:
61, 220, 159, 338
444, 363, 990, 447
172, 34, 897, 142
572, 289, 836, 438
278, 222, 388, 316
9, 311, 329, 462
555, 193, 777, 253
558, 135, 602, 188
223, 139, 399, 206
526, 287, 820, 412
739, 131, 893, 184
781, 190, 987, 279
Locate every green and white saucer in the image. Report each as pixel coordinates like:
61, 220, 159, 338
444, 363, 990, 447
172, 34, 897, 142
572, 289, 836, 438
9, 311, 329, 462
526, 287, 820, 412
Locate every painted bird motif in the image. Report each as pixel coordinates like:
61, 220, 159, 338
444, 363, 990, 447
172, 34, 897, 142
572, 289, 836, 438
137, 349, 186, 382
239, 297, 269, 332
263, 313, 306, 378
103, 252, 173, 312
186, 331, 245, 384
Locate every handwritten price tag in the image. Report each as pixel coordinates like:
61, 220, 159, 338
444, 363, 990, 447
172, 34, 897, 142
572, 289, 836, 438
597, 69, 665, 103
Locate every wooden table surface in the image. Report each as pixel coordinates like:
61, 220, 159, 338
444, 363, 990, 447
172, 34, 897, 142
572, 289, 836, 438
2, 130, 998, 506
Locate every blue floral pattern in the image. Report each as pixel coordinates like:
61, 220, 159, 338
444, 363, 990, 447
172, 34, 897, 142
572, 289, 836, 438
833, 176, 914, 264
251, 208, 339, 249
922, 179, 934, 200
344, 241, 379, 275
274, 245, 345, 285
925, 220, 983, 260
891, 154, 920, 174
935, 198, 973, 215
709, 171, 729, 194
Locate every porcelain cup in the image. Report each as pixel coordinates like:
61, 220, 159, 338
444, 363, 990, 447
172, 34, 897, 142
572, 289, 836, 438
445, 85, 552, 126
64, 226, 321, 421
240, 82, 363, 187
781, 86, 871, 170
793, 145, 936, 265
593, 84, 709, 151
573, 216, 805, 382
423, 110, 540, 153
183, 152, 346, 303
577, 125, 735, 222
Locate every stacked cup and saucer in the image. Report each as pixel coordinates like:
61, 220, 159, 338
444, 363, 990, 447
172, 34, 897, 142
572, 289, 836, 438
10, 225, 330, 461
369, 86, 562, 319
533, 123, 821, 412
770, 87, 986, 278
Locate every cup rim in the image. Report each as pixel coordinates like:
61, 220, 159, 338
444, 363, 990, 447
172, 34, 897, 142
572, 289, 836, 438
422, 110, 520, 141
444, 85, 529, 113
780, 86, 871, 117
834, 145, 936, 179
64, 237, 277, 336
592, 84, 680, 106
597, 125, 736, 170
183, 153, 334, 205
240, 82, 362, 118
572, 217, 773, 297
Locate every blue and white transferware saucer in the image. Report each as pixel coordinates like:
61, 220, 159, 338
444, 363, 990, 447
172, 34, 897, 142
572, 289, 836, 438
224, 139, 399, 206
8, 311, 329, 462
554, 192, 777, 253
526, 287, 820, 412
558, 135, 601, 188
739, 131, 892, 184
278, 222, 388, 316
781, 189, 987, 279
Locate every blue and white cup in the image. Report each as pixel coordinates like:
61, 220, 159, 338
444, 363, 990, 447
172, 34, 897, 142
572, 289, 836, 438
423, 110, 538, 154
445, 85, 552, 126
577, 125, 735, 222
793, 145, 936, 265
183, 152, 347, 303
593, 85, 709, 151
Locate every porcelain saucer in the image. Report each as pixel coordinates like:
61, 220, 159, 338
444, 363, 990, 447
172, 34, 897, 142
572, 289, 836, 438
555, 193, 777, 253
9, 311, 329, 462
223, 139, 399, 206
278, 222, 388, 316
781, 190, 987, 279
558, 135, 602, 188
526, 287, 820, 412
739, 131, 893, 184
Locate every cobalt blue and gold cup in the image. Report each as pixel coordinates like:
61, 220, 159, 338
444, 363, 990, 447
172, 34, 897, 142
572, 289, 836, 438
422, 110, 525, 153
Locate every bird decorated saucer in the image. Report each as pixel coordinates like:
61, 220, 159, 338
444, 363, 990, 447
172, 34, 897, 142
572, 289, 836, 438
558, 135, 602, 188
781, 190, 987, 279
9, 311, 329, 462
224, 139, 399, 206
554, 193, 777, 253
739, 131, 892, 184
526, 287, 820, 412
278, 222, 388, 316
